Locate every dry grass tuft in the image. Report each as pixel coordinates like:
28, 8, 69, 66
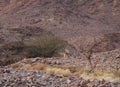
32, 63, 46, 70
45, 67, 71, 77
21, 64, 32, 70
10, 63, 120, 81
11, 63, 21, 69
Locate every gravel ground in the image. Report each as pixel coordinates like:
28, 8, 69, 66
0, 68, 120, 87
0, 49, 118, 87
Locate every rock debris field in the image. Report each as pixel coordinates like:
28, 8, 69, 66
0, 68, 120, 87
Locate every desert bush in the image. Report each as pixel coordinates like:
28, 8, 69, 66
24, 35, 66, 58
1, 35, 66, 64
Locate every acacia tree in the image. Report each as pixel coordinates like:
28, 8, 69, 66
79, 37, 103, 73
110, 55, 120, 77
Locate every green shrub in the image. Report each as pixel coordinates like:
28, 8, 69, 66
24, 35, 66, 58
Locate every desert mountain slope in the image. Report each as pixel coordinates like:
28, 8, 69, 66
0, 0, 120, 35
0, 1, 120, 86
0, 0, 120, 51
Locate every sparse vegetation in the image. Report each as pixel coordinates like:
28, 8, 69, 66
79, 38, 103, 73
24, 35, 66, 58
11, 63, 22, 69
0, 34, 66, 65
45, 67, 71, 77
21, 64, 32, 70
32, 63, 46, 70
1, 35, 66, 58
11, 62, 120, 81
0, 0, 120, 86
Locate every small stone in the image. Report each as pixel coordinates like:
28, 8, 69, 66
101, 79, 106, 84
67, 79, 71, 84
0, 81, 2, 85
94, 79, 100, 86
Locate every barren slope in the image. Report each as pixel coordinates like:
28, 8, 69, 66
0, 0, 120, 49
0, 0, 120, 86
0, 0, 120, 65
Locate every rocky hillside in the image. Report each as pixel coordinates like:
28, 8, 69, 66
0, 0, 120, 64
0, 0, 120, 86
0, 0, 120, 50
